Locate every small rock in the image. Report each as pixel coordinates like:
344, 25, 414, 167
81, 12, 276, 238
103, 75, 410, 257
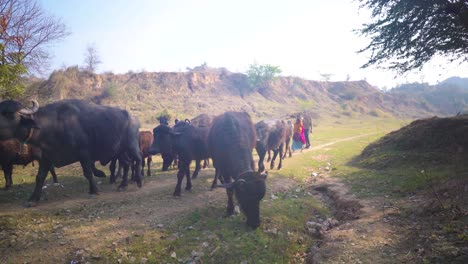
271, 194, 278, 200
156, 224, 164, 228
140, 257, 148, 264
202, 242, 209, 248
170, 252, 177, 258
312, 172, 319, 177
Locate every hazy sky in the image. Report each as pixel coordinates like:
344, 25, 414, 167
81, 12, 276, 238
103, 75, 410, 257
40, 0, 468, 89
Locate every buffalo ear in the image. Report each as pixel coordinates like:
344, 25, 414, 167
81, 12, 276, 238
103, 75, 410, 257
20, 116, 40, 129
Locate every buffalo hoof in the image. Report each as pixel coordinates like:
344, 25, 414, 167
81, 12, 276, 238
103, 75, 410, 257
117, 185, 127, 192
191, 175, 198, 180
136, 180, 143, 188
173, 191, 181, 197
23, 201, 38, 208
88, 194, 98, 199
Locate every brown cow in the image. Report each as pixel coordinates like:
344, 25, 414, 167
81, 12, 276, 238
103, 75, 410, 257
138, 131, 153, 177
0, 139, 58, 189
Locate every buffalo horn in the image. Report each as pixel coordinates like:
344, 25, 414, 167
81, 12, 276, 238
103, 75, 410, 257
18, 100, 39, 115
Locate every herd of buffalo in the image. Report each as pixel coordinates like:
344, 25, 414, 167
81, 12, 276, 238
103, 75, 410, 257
0, 99, 299, 229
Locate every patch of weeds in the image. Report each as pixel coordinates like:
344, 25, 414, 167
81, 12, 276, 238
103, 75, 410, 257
102, 191, 328, 263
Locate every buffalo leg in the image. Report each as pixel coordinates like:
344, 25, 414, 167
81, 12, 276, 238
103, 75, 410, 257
282, 139, 290, 159
257, 148, 266, 172
109, 158, 117, 184
3, 164, 13, 189
126, 145, 142, 188
277, 144, 284, 170
270, 149, 279, 170
116, 161, 123, 179
130, 160, 137, 182
192, 159, 201, 179
203, 159, 209, 169
185, 160, 192, 191
225, 185, 235, 216
173, 162, 186, 196
147, 156, 152, 176
80, 160, 99, 195
117, 158, 130, 191
210, 169, 224, 190
26, 159, 52, 206
162, 153, 173, 171
138, 158, 144, 179
266, 150, 271, 162
49, 167, 58, 183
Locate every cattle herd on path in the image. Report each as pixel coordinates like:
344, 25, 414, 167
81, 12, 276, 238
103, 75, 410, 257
0, 99, 305, 229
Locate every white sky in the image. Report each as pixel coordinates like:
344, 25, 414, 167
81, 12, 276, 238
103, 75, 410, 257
41, 0, 468, 89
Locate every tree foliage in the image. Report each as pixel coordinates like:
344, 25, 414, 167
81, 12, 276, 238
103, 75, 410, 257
357, 0, 468, 73
246, 63, 282, 88
0, 0, 69, 98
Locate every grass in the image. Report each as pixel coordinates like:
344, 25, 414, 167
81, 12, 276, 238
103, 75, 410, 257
105, 190, 329, 264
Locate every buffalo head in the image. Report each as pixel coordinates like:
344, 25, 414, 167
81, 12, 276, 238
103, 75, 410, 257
220, 171, 268, 229
0, 100, 39, 141
148, 124, 180, 155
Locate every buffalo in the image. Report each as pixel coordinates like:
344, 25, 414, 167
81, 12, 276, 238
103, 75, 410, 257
0, 139, 58, 189
255, 120, 288, 172
149, 121, 210, 196
282, 120, 293, 159
0, 99, 143, 206
208, 111, 267, 229
133, 131, 153, 178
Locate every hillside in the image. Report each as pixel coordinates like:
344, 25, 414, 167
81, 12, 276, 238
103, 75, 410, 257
25, 66, 459, 127
389, 77, 468, 115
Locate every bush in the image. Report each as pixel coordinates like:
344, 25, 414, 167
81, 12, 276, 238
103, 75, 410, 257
103, 82, 118, 99
246, 63, 281, 90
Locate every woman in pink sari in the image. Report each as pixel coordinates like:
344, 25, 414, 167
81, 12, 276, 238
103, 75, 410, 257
292, 116, 306, 151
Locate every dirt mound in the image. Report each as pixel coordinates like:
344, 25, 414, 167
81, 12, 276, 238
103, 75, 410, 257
354, 114, 468, 169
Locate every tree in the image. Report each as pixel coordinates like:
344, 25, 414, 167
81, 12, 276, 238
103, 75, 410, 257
0, 0, 69, 98
246, 63, 282, 89
83, 43, 101, 72
357, 0, 468, 73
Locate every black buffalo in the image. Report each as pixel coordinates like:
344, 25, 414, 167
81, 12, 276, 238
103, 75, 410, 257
0, 99, 143, 206
149, 121, 210, 196
282, 120, 293, 159
255, 120, 288, 172
0, 139, 58, 189
208, 111, 267, 229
